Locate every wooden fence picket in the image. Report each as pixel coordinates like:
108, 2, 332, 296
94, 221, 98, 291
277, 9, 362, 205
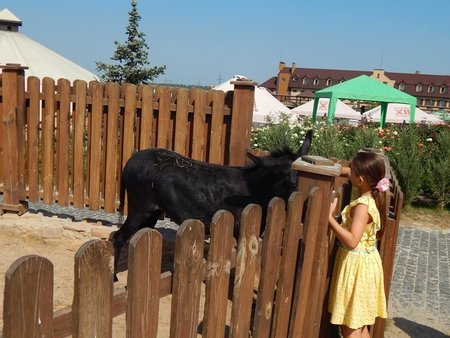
138, 85, 154, 150
122, 84, 137, 169
88, 81, 103, 210
72, 80, 87, 208
191, 88, 207, 161
271, 192, 305, 338
170, 219, 205, 338
26, 77, 40, 202
252, 197, 286, 338
202, 210, 234, 338
56, 79, 71, 206
208, 89, 226, 164
41, 77, 55, 204
230, 204, 262, 338
3, 255, 54, 338
72, 239, 114, 338
174, 87, 189, 156
127, 228, 163, 338
104, 83, 120, 212
156, 86, 171, 150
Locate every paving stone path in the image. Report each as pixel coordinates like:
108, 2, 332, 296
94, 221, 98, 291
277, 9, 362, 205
388, 226, 450, 332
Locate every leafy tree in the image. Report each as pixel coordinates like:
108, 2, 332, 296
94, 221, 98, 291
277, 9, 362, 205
96, 0, 165, 84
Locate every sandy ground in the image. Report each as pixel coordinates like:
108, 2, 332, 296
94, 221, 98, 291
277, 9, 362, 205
0, 211, 448, 337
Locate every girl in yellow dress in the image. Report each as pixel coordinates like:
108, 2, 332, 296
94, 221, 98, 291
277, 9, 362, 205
328, 151, 389, 338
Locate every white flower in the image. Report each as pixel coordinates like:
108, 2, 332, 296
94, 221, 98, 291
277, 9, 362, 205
378, 140, 383, 144
426, 138, 433, 142
393, 131, 398, 136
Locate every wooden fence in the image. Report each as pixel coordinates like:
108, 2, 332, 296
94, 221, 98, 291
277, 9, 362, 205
0, 64, 255, 214
1, 156, 403, 338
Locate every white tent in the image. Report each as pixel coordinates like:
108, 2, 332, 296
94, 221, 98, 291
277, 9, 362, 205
363, 103, 444, 124
214, 75, 292, 124
292, 98, 361, 121
0, 8, 97, 83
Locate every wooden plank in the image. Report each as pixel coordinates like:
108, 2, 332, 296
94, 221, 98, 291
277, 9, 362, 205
156, 86, 171, 149
88, 82, 103, 210
72, 239, 114, 338
138, 85, 154, 150
26, 77, 40, 201
104, 83, 120, 212
170, 219, 205, 338
3, 255, 54, 338
72, 80, 87, 208
56, 79, 71, 206
230, 204, 262, 338
174, 88, 189, 156
203, 210, 234, 338
271, 192, 305, 338
253, 198, 286, 338
228, 82, 254, 166
208, 90, 225, 164
122, 83, 137, 168
42, 77, 55, 204
289, 187, 322, 337
16, 68, 26, 201
190, 88, 207, 161
127, 228, 163, 338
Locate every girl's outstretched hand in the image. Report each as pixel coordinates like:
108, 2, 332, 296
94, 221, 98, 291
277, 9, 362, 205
329, 196, 338, 220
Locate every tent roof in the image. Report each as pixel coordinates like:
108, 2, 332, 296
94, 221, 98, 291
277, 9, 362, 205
0, 9, 98, 83
315, 75, 416, 105
363, 104, 444, 124
214, 75, 291, 124
292, 98, 361, 120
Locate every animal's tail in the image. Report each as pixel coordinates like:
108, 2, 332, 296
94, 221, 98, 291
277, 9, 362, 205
118, 173, 126, 226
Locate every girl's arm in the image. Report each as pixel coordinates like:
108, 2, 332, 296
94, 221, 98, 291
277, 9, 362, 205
329, 203, 369, 249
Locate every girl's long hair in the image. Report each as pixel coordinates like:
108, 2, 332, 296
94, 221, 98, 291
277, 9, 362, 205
351, 151, 388, 213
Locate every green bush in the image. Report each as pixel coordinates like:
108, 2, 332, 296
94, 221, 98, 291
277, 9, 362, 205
250, 116, 450, 208
425, 131, 450, 209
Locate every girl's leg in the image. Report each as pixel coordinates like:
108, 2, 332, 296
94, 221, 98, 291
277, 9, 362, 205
361, 325, 370, 338
341, 325, 363, 338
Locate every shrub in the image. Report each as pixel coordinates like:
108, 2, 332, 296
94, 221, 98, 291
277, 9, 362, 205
250, 116, 449, 208
425, 131, 450, 209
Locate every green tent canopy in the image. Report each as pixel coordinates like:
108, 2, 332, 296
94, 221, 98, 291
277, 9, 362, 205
312, 75, 417, 128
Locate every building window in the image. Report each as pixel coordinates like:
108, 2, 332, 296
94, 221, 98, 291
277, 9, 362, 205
439, 100, 446, 107
292, 89, 298, 93
416, 84, 423, 92
327, 79, 332, 86
292, 76, 298, 82
426, 99, 434, 106
440, 86, 447, 94
302, 78, 308, 85
428, 85, 434, 93
313, 78, 320, 85
399, 83, 405, 91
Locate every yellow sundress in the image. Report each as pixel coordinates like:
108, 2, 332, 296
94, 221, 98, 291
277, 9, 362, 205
328, 194, 387, 329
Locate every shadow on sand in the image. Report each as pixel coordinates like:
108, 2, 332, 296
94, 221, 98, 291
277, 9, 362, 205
393, 317, 450, 338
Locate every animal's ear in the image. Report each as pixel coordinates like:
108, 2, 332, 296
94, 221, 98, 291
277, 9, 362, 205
247, 152, 266, 166
298, 129, 313, 157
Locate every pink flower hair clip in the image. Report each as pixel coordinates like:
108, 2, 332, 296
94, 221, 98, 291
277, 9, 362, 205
376, 177, 390, 192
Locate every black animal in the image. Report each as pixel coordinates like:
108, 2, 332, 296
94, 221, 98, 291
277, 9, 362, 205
113, 130, 313, 275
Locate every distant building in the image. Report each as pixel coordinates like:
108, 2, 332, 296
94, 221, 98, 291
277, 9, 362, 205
259, 62, 450, 113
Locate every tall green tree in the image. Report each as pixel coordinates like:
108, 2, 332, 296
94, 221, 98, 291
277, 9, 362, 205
96, 0, 165, 84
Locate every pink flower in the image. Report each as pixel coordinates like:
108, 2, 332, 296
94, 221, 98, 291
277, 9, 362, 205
376, 178, 390, 192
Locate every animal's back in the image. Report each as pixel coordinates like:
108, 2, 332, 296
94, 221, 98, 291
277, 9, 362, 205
122, 148, 248, 225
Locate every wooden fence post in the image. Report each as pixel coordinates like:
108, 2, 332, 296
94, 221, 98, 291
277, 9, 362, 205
228, 79, 255, 166
0, 63, 28, 215
289, 156, 341, 338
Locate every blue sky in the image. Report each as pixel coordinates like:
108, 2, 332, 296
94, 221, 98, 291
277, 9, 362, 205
3, 0, 450, 86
